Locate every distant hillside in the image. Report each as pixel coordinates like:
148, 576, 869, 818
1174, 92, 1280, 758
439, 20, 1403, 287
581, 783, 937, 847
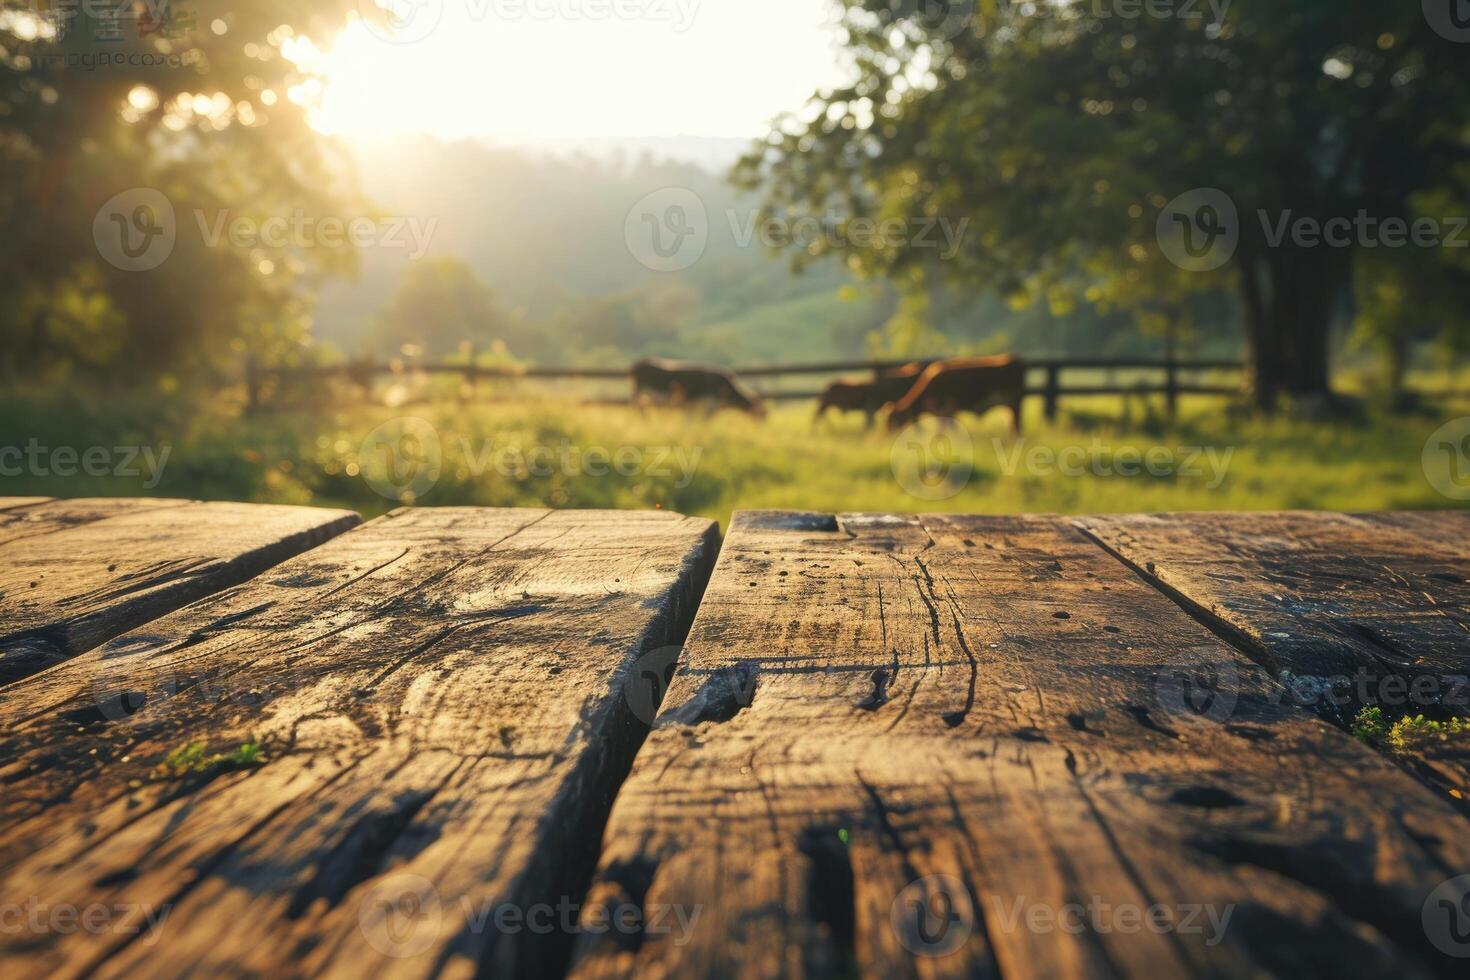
315, 134, 870, 361
315, 134, 1240, 365
680, 287, 895, 364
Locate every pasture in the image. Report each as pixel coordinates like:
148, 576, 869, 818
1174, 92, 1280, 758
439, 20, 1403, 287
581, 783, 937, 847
2, 374, 1463, 526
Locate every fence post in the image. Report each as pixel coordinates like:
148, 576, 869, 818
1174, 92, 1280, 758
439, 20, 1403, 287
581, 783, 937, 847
1043, 365, 1061, 422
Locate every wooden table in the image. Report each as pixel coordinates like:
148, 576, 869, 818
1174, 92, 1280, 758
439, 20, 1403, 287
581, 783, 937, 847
1, 498, 1467, 978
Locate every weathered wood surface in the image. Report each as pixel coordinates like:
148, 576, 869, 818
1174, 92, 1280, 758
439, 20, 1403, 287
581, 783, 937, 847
0, 496, 172, 535
0, 497, 360, 686
1078, 511, 1470, 816
1076, 512, 1470, 722
0, 506, 718, 978
1358, 511, 1470, 556
569, 511, 1470, 979
1353, 514, 1470, 807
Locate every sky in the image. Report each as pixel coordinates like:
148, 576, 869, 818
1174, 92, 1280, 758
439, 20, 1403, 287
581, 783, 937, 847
308, 0, 849, 143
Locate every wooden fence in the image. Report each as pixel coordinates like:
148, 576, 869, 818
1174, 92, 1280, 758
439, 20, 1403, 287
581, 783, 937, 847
246, 356, 1246, 419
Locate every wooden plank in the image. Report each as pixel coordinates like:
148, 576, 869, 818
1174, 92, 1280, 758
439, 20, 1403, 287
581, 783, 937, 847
0, 498, 361, 686
1075, 512, 1470, 723
0, 496, 179, 538
0, 506, 718, 977
1357, 511, 1470, 558
569, 511, 1470, 979
1078, 511, 1470, 816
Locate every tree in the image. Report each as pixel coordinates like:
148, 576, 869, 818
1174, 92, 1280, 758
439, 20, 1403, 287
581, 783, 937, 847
1353, 248, 1469, 395
373, 257, 511, 358
736, 1, 1470, 408
1, 1, 364, 386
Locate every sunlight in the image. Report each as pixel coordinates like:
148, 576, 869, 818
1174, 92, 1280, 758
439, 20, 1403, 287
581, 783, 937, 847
309, 0, 845, 143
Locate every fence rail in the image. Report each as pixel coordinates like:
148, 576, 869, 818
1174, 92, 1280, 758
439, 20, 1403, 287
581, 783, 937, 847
246, 356, 1246, 419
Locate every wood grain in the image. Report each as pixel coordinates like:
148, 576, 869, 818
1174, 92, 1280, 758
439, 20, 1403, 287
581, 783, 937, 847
1076, 512, 1470, 723
0, 507, 718, 978
0, 496, 178, 538
1357, 511, 1470, 557
1077, 511, 1470, 816
569, 511, 1470, 979
0, 498, 361, 686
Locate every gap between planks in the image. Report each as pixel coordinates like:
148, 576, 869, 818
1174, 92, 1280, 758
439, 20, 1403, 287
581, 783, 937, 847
568, 510, 1470, 980
4, 504, 1469, 979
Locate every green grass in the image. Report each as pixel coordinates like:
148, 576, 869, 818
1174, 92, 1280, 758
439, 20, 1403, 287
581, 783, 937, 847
1352, 707, 1470, 754
3, 384, 1467, 528
153, 740, 267, 780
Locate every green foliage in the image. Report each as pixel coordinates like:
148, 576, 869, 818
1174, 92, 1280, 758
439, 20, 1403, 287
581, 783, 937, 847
1350, 706, 1389, 744
868, 277, 950, 359
154, 739, 267, 780
1352, 249, 1470, 392
1, 2, 365, 385
1352, 706, 1470, 753
738, 1, 1470, 402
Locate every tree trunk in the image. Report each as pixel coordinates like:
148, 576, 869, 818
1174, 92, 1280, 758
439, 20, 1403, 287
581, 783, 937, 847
1238, 244, 1346, 410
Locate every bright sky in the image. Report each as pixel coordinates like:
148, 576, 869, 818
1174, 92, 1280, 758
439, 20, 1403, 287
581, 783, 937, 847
309, 0, 848, 141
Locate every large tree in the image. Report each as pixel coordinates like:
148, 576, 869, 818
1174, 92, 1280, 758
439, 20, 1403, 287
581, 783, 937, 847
1, 1, 363, 385
736, 0, 1470, 407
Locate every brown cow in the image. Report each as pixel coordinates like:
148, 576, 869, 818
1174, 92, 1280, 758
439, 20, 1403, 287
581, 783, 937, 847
884, 355, 1026, 432
814, 362, 925, 429
632, 358, 766, 417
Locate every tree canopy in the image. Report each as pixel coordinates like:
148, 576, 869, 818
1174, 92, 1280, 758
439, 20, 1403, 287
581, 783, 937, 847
737, 0, 1470, 406
0, 2, 363, 386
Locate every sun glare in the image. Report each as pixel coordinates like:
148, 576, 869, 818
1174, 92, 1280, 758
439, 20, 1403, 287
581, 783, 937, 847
309, 0, 845, 143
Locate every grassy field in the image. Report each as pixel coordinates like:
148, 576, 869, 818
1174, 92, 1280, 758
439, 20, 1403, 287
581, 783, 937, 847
3, 381, 1467, 527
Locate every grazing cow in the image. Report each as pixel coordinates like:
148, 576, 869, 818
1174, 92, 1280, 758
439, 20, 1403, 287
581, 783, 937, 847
631, 358, 766, 417
884, 355, 1026, 432
814, 362, 925, 429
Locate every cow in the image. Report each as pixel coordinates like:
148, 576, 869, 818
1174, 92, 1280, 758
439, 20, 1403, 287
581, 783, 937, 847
631, 358, 766, 417
884, 355, 1026, 433
814, 362, 925, 429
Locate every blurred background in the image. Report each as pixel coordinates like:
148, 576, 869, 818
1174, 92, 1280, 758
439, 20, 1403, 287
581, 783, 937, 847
3, 0, 1469, 522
